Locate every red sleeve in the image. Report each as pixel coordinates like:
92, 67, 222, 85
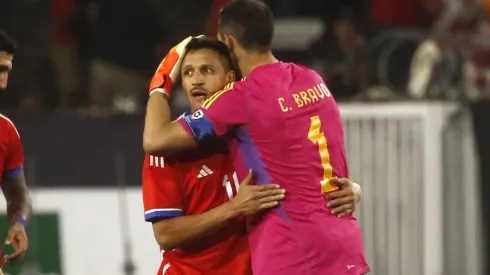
142, 154, 185, 221
178, 80, 249, 140
3, 118, 24, 177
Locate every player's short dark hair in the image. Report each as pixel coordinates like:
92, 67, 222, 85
184, 37, 242, 80
218, 0, 274, 52
0, 31, 17, 55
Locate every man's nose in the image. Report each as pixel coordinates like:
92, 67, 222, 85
191, 71, 204, 86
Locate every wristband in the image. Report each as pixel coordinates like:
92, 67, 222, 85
14, 216, 28, 227
149, 88, 169, 97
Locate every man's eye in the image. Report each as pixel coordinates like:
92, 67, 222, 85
204, 68, 213, 73
183, 70, 192, 76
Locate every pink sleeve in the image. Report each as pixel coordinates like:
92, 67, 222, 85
178, 80, 248, 141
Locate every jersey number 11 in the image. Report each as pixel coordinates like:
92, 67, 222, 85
223, 172, 240, 201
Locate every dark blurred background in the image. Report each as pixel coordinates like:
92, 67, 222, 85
2, 0, 490, 274
3, 0, 490, 113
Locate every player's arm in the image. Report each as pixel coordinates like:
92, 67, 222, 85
143, 92, 196, 156
144, 81, 248, 156
326, 178, 362, 217
143, 36, 201, 156
176, 81, 248, 144
143, 158, 284, 250
142, 154, 237, 250
152, 175, 284, 250
152, 199, 239, 251
1, 122, 31, 263
1, 123, 31, 224
2, 171, 31, 227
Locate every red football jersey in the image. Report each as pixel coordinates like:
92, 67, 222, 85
0, 114, 24, 181
142, 139, 251, 275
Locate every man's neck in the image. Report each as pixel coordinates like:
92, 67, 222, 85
239, 51, 278, 76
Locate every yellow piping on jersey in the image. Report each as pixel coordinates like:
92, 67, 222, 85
202, 82, 234, 109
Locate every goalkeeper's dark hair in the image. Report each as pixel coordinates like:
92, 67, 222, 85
0, 30, 17, 54
219, 0, 273, 52
185, 37, 242, 80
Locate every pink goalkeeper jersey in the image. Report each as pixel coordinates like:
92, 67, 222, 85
179, 62, 370, 275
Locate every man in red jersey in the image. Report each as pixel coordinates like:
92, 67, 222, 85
143, 38, 283, 275
0, 30, 32, 274
143, 37, 363, 275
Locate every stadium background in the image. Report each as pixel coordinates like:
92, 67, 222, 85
1, 0, 490, 274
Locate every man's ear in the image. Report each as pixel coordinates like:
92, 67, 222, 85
226, 70, 236, 83
221, 35, 235, 51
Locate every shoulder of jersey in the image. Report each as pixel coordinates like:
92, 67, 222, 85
224, 77, 247, 90
0, 113, 14, 128
0, 113, 20, 137
201, 78, 247, 109
228, 77, 247, 88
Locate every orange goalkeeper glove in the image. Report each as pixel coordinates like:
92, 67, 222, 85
149, 35, 205, 97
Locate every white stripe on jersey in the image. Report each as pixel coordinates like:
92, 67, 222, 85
202, 165, 213, 174
149, 155, 165, 168
144, 208, 182, 215
0, 113, 20, 138
162, 263, 171, 274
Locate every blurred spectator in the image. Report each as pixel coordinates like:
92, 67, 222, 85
269, 0, 297, 18
154, 0, 211, 50
464, 1, 490, 99
0, 1, 14, 31
1, 0, 55, 111
85, 0, 165, 115
370, 0, 442, 29
408, 0, 490, 100
323, 16, 369, 99
208, 0, 291, 37
49, 0, 79, 108
207, 0, 232, 37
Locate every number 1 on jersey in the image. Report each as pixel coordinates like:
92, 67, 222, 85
308, 115, 337, 193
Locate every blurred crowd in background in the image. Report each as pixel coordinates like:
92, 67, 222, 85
1, 0, 490, 115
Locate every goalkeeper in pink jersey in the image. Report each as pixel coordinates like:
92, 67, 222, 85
142, 1, 370, 274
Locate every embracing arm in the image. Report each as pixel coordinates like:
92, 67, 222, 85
143, 80, 247, 155
151, 171, 284, 250
144, 156, 237, 250
143, 93, 196, 156
142, 153, 230, 250
326, 178, 362, 217
151, 202, 236, 251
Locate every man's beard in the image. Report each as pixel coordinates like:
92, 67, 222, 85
229, 50, 243, 79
